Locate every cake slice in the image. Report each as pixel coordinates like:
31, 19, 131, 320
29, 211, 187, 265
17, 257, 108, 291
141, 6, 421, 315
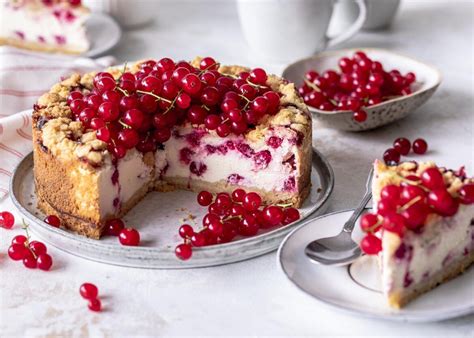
32, 57, 312, 238
0, 0, 90, 54
360, 160, 474, 308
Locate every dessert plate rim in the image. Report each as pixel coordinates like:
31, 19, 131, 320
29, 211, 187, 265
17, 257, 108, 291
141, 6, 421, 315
277, 209, 474, 323
84, 12, 122, 58
10, 148, 334, 269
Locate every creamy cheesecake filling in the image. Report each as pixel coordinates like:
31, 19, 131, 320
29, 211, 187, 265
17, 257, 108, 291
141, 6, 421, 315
0, 1, 90, 53
381, 204, 474, 297
155, 124, 301, 192
98, 150, 153, 218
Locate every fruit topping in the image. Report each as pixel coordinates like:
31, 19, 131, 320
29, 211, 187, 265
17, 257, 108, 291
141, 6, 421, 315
299, 50, 416, 122
67, 58, 283, 160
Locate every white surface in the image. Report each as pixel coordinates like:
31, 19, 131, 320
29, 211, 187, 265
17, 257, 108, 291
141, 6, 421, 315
1, 0, 474, 336
278, 210, 474, 322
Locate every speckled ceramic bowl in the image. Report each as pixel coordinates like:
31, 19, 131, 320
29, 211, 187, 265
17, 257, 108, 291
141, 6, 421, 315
282, 48, 442, 131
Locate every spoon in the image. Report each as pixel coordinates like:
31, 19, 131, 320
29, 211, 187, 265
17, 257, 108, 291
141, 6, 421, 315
305, 169, 373, 266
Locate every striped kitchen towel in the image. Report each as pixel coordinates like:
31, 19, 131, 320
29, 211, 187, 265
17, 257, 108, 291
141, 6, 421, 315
0, 46, 115, 201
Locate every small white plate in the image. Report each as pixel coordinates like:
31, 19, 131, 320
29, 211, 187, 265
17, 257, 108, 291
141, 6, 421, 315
278, 209, 474, 322
11, 149, 333, 269
84, 13, 121, 57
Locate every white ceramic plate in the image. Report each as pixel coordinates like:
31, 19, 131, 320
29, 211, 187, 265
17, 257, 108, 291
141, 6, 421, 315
282, 48, 442, 131
278, 209, 474, 322
84, 13, 121, 57
10, 149, 333, 269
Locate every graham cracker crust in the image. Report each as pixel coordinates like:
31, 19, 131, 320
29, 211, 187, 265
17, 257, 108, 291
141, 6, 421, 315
388, 252, 474, 308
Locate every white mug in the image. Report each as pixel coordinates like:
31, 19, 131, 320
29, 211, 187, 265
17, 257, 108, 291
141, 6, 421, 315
237, 0, 367, 63
332, 0, 400, 31
84, 0, 158, 28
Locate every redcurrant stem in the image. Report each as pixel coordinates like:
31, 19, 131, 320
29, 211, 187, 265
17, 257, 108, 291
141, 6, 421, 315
245, 79, 267, 89
367, 218, 383, 233
303, 79, 321, 92
118, 119, 131, 129
201, 105, 210, 111
136, 90, 173, 104
116, 86, 129, 97
399, 195, 422, 212
21, 219, 37, 259
238, 94, 251, 103
221, 118, 229, 124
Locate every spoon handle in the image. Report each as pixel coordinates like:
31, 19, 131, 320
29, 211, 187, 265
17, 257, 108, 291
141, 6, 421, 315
342, 169, 374, 233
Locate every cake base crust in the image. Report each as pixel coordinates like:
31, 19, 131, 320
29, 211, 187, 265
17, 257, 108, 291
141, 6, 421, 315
388, 252, 474, 308
0, 37, 84, 55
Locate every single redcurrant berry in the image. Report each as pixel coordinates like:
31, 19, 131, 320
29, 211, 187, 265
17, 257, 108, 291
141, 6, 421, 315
393, 137, 411, 156
179, 224, 194, 239
80, 283, 99, 299
29, 241, 47, 256
175, 243, 192, 260
360, 234, 382, 255
197, 191, 213, 206
8, 244, 28, 261
421, 167, 445, 190
44, 215, 60, 227
88, 298, 102, 312
118, 228, 140, 246
23, 254, 37, 269
412, 138, 428, 154
191, 232, 206, 247
459, 184, 474, 204
262, 206, 284, 227
383, 148, 401, 165
243, 192, 262, 211
231, 188, 246, 202
104, 218, 124, 236
37, 253, 53, 271
11, 234, 27, 246
0, 211, 15, 229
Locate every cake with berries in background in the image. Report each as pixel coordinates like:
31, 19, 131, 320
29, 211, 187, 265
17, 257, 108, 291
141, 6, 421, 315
0, 0, 90, 54
359, 160, 474, 308
32, 57, 312, 239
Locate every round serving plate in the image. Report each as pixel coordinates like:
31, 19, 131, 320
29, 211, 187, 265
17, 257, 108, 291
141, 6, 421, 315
278, 209, 474, 322
10, 149, 334, 269
84, 13, 122, 57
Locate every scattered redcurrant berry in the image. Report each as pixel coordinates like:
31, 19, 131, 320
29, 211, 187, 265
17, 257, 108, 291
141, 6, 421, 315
412, 138, 428, 154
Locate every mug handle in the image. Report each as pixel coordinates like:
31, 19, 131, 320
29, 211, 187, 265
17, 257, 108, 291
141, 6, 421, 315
326, 0, 367, 48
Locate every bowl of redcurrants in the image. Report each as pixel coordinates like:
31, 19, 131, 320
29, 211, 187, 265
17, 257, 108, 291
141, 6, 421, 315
282, 48, 442, 131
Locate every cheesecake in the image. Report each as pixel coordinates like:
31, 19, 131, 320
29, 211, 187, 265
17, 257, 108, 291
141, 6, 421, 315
32, 57, 312, 239
0, 0, 90, 54
360, 160, 474, 308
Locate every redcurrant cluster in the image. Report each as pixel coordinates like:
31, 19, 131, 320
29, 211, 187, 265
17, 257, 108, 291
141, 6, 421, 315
383, 137, 428, 165
360, 167, 474, 255
7, 220, 53, 271
175, 189, 301, 260
67, 57, 280, 160
104, 218, 140, 246
299, 51, 416, 122
79, 282, 102, 312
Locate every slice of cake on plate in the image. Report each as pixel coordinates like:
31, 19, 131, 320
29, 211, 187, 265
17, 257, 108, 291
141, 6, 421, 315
0, 0, 90, 54
359, 160, 474, 308
32, 57, 312, 238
